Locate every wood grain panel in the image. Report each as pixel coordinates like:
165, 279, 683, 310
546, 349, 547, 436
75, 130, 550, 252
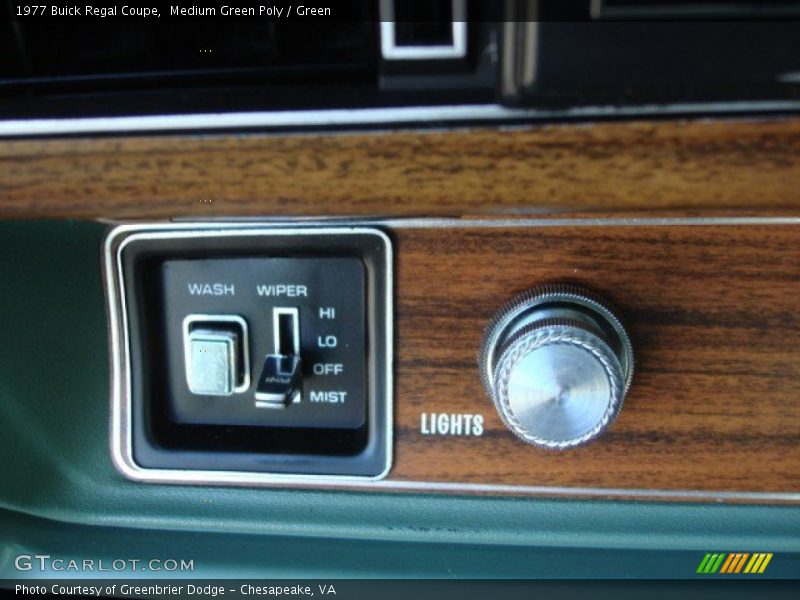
384, 223, 800, 498
2, 118, 800, 219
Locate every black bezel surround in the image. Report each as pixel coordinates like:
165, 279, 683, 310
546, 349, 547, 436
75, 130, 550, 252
108, 225, 392, 482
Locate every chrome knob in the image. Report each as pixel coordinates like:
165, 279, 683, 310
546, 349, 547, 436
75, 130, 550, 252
479, 285, 634, 449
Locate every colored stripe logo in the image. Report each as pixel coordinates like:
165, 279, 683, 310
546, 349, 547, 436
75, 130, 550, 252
697, 552, 773, 574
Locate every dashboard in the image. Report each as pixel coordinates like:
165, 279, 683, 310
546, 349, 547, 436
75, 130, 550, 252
1, 0, 799, 593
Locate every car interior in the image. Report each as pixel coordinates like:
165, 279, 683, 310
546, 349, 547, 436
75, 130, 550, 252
1, 0, 799, 596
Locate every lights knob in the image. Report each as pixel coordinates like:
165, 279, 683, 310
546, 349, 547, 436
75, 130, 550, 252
479, 285, 634, 449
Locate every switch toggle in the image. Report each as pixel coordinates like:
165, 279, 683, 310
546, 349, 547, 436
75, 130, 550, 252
255, 355, 302, 408
255, 307, 302, 408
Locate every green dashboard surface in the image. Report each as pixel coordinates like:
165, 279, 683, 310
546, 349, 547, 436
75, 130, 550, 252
0, 221, 798, 579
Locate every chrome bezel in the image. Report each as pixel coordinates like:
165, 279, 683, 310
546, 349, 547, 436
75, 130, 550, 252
104, 223, 393, 487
